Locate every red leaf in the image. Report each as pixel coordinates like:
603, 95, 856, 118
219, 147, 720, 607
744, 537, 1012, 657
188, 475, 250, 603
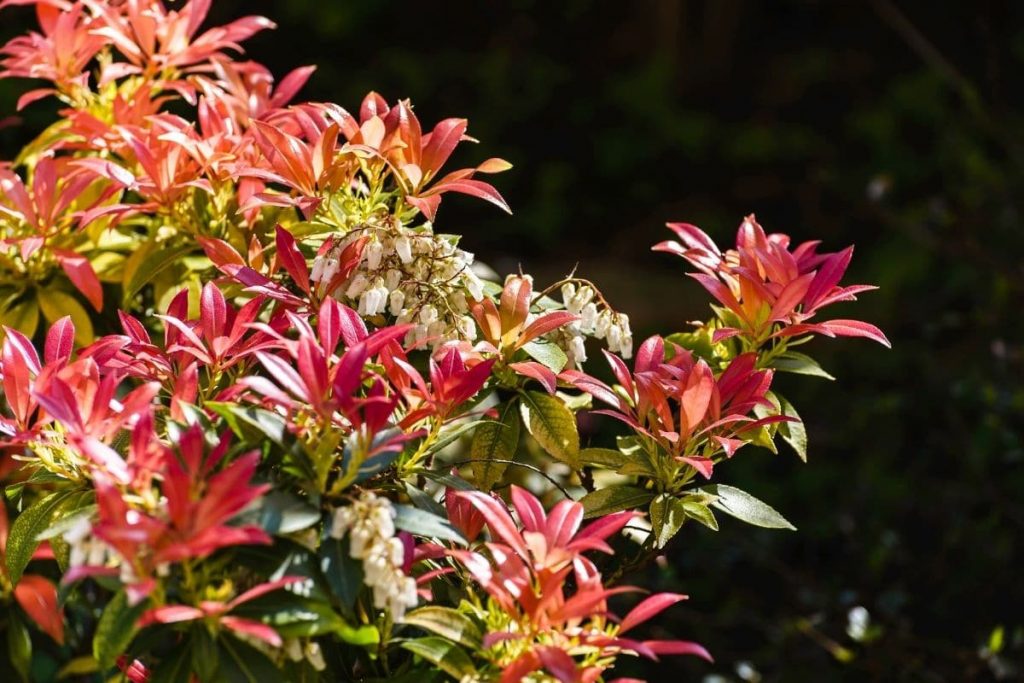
54, 250, 103, 310
680, 456, 714, 479
275, 225, 310, 294
198, 236, 245, 270
14, 575, 64, 644
536, 646, 581, 683
221, 616, 282, 647
139, 605, 204, 627
619, 593, 689, 634
518, 311, 579, 348
426, 178, 511, 214
44, 316, 75, 365
642, 639, 713, 661
820, 319, 891, 348
457, 491, 528, 560
508, 361, 557, 394
200, 282, 227, 341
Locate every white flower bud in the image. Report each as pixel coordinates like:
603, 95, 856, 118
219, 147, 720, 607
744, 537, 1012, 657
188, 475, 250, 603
570, 335, 588, 365
345, 273, 369, 298
419, 305, 438, 325
465, 271, 484, 301
607, 323, 623, 353
561, 283, 576, 306
365, 240, 384, 271
594, 310, 612, 339
389, 290, 406, 316
581, 302, 598, 330
379, 271, 397, 293
395, 235, 413, 264
305, 642, 326, 671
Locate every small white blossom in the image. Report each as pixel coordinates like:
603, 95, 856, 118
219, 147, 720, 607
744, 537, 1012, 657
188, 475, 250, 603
330, 492, 417, 622
366, 240, 384, 270
345, 273, 369, 298
394, 235, 413, 263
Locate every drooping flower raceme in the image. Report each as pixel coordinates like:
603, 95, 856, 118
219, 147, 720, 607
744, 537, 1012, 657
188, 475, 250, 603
330, 491, 418, 621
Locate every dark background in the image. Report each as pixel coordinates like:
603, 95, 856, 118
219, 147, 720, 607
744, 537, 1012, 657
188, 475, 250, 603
2, 1, 1023, 680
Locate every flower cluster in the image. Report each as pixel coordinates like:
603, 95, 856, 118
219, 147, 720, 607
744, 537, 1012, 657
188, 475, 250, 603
559, 281, 633, 364
313, 223, 484, 349
329, 491, 418, 621
0, 2, 887, 681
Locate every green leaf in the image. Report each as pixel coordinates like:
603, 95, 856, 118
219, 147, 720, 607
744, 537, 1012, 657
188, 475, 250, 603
232, 594, 346, 638
7, 490, 72, 584
0, 293, 39, 340
769, 351, 835, 380
521, 339, 568, 372
7, 614, 31, 683
338, 622, 380, 647
393, 504, 467, 545
681, 499, 719, 531
319, 537, 364, 609
519, 390, 579, 464
36, 503, 96, 541
578, 485, 654, 519
190, 627, 218, 682
402, 607, 481, 648
217, 636, 283, 683
416, 469, 475, 491
699, 484, 796, 530
148, 641, 192, 683
206, 403, 288, 447
406, 483, 445, 517
94, 590, 149, 670
577, 447, 625, 469
37, 289, 93, 345
649, 494, 687, 548
55, 656, 99, 679
401, 637, 476, 679
775, 393, 808, 461
123, 242, 193, 301
470, 399, 520, 491
426, 419, 488, 456
235, 491, 320, 535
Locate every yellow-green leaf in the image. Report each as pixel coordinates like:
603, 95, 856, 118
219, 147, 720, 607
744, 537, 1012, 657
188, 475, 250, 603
37, 289, 93, 345
471, 399, 520, 491
0, 293, 39, 339
519, 390, 579, 464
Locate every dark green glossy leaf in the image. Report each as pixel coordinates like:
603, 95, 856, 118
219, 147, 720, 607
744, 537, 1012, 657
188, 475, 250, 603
578, 485, 654, 519
394, 504, 467, 545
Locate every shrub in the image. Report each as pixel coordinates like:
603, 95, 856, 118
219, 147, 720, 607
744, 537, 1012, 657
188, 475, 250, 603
0, 2, 887, 681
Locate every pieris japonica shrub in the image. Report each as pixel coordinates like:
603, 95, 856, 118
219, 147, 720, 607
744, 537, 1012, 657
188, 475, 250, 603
0, 2, 889, 681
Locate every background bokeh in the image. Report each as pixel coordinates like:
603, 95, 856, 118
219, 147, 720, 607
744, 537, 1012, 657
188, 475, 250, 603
2, 1, 1023, 680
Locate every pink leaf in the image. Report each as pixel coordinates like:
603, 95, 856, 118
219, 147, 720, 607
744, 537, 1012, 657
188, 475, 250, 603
54, 251, 103, 311
820, 319, 891, 348
44, 316, 75, 365
619, 593, 689, 634
642, 639, 713, 661
508, 361, 557, 394
275, 225, 310, 294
